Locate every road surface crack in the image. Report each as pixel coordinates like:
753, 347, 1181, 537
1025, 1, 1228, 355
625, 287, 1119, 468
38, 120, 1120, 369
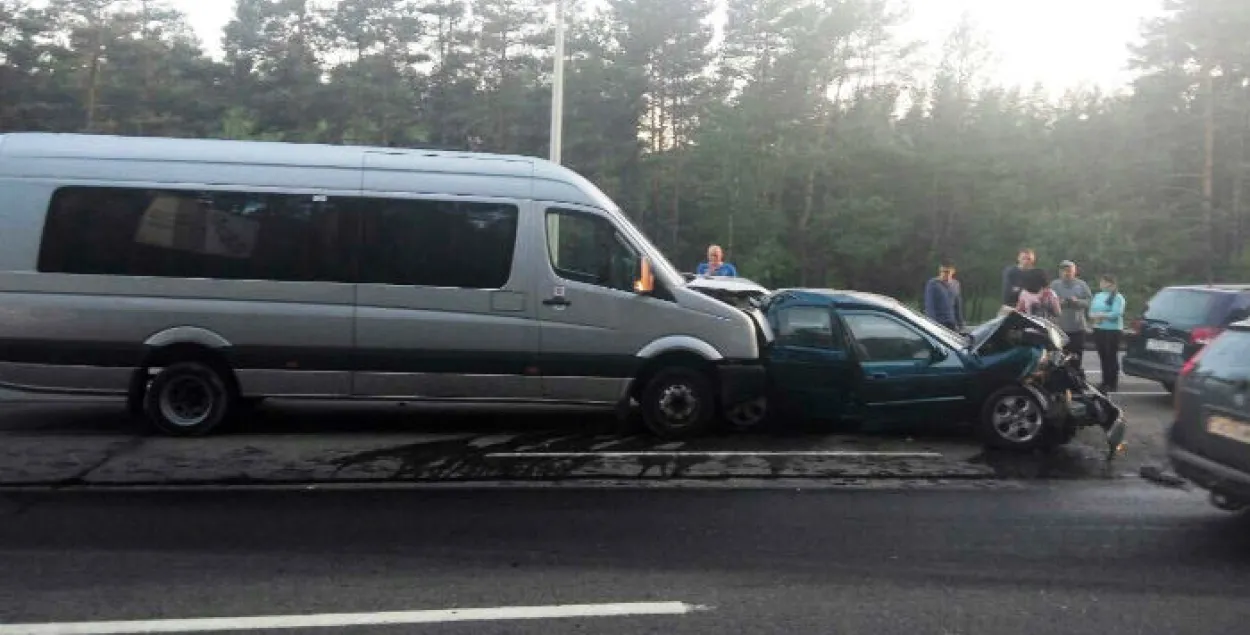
58, 436, 147, 488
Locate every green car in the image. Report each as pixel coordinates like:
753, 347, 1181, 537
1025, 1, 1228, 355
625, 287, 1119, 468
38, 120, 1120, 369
688, 278, 1126, 452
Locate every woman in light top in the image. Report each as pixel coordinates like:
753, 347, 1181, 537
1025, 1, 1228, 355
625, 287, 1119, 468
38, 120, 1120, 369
1089, 274, 1126, 393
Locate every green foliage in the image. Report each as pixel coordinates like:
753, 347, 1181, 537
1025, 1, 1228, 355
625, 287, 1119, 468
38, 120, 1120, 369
2, 0, 1249, 312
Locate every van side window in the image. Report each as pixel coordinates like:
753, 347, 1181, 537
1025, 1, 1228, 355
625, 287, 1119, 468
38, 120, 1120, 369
37, 187, 353, 282
545, 209, 639, 292
354, 199, 518, 288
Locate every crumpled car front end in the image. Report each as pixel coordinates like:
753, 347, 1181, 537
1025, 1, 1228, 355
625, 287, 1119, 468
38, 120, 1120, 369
972, 311, 1127, 456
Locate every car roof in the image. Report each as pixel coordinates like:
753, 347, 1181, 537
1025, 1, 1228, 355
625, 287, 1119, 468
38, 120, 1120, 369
773, 288, 903, 310
1163, 284, 1250, 293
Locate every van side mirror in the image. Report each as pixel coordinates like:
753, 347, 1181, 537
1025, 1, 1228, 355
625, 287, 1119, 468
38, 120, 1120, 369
633, 257, 655, 295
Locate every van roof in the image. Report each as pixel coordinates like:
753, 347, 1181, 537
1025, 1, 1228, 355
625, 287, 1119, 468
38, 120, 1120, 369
0, 132, 530, 172
0, 132, 617, 210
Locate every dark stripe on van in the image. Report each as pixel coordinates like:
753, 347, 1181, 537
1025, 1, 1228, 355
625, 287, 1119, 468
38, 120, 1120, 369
0, 340, 642, 378
0, 340, 145, 367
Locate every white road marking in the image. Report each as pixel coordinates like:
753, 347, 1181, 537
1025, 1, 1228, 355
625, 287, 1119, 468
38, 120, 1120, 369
0, 602, 706, 635
589, 436, 640, 450
486, 450, 943, 459
466, 435, 518, 449
652, 442, 686, 450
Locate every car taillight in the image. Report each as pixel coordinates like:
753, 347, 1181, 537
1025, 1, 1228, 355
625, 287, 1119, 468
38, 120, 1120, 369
1191, 326, 1223, 346
1180, 339, 1213, 377
1129, 318, 1143, 335
1177, 344, 1211, 414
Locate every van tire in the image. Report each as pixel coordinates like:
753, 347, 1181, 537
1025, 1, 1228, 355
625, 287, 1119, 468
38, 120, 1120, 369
639, 367, 716, 440
144, 362, 235, 437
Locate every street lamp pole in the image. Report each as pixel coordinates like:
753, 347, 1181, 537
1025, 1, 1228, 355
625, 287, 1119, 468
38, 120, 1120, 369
549, 0, 565, 164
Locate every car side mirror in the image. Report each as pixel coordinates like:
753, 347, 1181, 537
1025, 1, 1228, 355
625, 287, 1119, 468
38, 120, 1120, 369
931, 347, 949, 363
633, 257, 655, 295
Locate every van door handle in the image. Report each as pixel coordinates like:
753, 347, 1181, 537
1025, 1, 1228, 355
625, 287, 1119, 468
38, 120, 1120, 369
543, 296, 571, 307
869, 372, 888, 380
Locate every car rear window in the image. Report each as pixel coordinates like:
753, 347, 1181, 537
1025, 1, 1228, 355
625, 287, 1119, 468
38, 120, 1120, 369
1197, 330, 1250, 373
1143, 288, 1234, 327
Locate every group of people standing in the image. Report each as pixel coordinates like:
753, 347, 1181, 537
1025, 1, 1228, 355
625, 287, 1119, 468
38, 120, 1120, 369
925, 248, 1127, 392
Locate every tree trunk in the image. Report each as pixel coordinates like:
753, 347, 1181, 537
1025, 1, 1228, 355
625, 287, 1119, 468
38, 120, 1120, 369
139, 0, 155, 135
1232, 91, 1248, 261
1202, 64, 1216, 283
83, 29, 102, 132
798, 67, 838, 286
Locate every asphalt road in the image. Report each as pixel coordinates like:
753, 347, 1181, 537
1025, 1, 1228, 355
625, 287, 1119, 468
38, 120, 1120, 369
1, 482, 1248, 634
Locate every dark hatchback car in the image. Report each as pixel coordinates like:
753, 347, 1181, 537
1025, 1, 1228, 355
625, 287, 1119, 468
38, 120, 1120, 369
1123, 285, 1250, 393
1168, 320, 1250, 511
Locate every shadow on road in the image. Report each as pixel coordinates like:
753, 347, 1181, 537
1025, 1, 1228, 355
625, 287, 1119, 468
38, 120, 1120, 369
1, 399, 1149, 483
1, 398, 978, 442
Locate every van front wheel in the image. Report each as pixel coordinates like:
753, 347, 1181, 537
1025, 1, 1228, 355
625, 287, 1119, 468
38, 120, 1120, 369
144, 362, 235, 437
640, 368, 716, 440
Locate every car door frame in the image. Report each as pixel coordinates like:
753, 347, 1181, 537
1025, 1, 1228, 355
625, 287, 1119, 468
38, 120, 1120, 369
764, 301, 856, 422
837, 308, 970, 423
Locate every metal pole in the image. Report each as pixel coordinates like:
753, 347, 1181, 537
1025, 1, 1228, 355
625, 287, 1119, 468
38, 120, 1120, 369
549, 0, 565, 164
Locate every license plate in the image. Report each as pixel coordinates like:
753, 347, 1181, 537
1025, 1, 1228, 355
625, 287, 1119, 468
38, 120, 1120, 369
1207, 415, 1250, 444
1146, 339, 1184, 355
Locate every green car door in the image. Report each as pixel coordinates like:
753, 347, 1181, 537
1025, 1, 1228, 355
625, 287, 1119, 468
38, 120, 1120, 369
764, 303, 857, 422
838, 310, 971, 424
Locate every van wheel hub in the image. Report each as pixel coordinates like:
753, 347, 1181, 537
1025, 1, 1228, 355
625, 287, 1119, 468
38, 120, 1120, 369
159, 376, 215, 427
659, 384, 699, 421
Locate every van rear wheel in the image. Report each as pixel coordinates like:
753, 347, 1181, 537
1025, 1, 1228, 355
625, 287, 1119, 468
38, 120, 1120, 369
144, 362, 235, 437
640, 368, 716, 440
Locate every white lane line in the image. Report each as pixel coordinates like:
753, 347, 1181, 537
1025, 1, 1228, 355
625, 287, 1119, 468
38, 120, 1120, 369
0, 602, 706, 635
485, 451, 943, 459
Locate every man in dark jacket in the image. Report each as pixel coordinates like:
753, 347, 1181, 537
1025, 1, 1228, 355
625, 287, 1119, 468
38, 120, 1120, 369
924, 260, 964, 332
1001, 247, 1036, 309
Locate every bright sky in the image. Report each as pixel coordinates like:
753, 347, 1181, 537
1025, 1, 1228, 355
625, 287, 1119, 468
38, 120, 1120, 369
172, 0, 1161, 93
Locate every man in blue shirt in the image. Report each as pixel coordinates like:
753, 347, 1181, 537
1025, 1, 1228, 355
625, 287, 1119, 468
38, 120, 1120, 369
924, 260, 964, 332
696, 244, 738, 277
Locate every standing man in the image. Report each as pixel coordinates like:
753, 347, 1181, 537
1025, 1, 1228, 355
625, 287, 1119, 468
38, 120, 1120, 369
696, 244, 738, 277
1001, 248, 1036, 312
924, 260, 964, 332
1050, 260, 1093, 367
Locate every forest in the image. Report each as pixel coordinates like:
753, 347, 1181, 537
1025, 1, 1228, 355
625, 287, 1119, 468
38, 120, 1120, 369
2, 0, 1249, 320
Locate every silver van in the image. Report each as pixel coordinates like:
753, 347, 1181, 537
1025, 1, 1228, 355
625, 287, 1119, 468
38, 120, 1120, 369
0, 133, 764, 438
